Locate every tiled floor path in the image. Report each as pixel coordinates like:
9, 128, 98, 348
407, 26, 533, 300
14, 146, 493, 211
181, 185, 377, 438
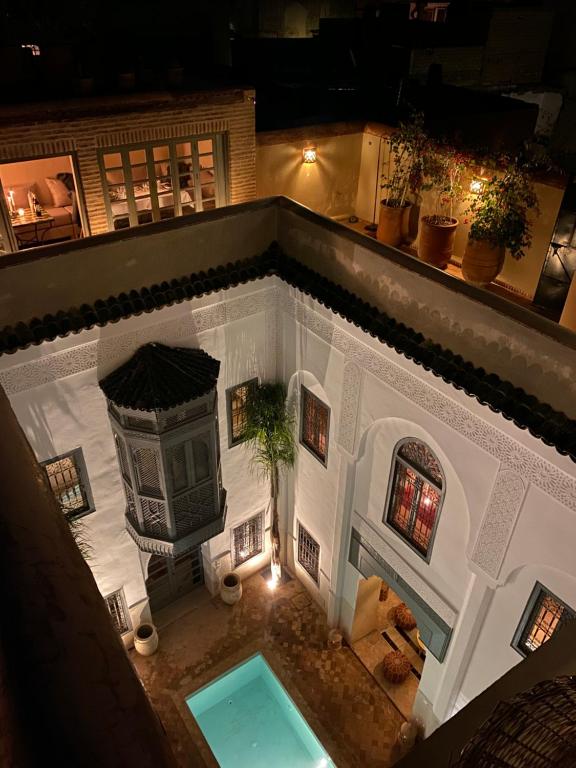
131, 571, 405, 767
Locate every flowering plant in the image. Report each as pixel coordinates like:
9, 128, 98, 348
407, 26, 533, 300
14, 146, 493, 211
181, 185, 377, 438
466, 162, 539, 259
424, 146, 468, 225
380, 112, 432, 208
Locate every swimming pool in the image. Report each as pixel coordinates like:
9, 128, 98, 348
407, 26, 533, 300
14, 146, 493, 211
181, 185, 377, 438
186, 653, 335, 768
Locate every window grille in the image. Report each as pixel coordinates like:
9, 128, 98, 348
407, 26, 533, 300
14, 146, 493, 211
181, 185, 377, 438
42, 449, 93, 518
232, 513, 263, 568
300, 386, 330, 464
114, 433, 131, 482
140, 498, 168, 538
169, 443, 189, 493
99, 135, 225, 232
192, 441, 210, 483
105, 589, 131, 635
297, 523, 320, 585
161, 403, 207, 430
227, 379, 257, 447
132, 447, 162, 497
385, 438, 444, 559
125, 415, 155, 432
513, 583, 576, 656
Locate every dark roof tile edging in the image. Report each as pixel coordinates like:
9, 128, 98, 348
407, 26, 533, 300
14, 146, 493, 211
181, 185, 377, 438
1, 241, 575, 462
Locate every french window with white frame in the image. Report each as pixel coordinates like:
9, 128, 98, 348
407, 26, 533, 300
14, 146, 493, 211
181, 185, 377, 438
99, 134, 226, 231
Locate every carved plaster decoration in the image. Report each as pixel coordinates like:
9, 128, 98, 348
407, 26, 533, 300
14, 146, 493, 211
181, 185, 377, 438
2, 279, 576, 521
337, 361, 362, 455
284, 291, 576, 515
353, 512, 456, 626
0, 283, 277, 394
471, 469, 527, 580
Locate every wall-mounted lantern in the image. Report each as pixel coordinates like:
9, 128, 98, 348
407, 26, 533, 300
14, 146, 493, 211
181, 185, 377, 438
302, 147, 317, 164
469, 177, 485, 194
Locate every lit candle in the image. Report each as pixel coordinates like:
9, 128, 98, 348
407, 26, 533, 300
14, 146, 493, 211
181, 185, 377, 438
17, 208, 25, 217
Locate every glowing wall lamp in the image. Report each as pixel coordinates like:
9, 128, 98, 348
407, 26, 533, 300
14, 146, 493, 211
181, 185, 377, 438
470, 176, 486, 194
302, 146, 317, 164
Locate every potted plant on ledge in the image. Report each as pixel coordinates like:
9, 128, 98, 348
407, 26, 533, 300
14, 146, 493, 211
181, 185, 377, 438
378, 114, 430, 247
418, 146, 466, 269
462, 163, 539, 286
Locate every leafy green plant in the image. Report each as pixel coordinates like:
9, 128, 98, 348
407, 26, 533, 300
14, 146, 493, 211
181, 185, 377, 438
466, 163, 539, 259
424, 145, 468, 225
244, 382, 295, 582
380, 112, 431, 208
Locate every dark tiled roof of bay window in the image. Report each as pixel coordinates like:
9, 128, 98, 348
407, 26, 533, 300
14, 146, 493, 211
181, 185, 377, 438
1, 242, 576, 461
99, 343, 220, 412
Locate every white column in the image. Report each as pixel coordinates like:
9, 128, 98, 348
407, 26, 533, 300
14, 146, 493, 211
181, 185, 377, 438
327, 450, 357, 627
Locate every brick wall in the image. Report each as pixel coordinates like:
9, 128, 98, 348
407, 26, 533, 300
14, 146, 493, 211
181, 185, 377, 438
0, 89, 256, 235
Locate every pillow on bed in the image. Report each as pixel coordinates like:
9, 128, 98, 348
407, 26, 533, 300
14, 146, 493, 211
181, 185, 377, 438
45, 177, 72, 207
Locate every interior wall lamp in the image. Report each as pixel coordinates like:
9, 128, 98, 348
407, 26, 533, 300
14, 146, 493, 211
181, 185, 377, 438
302, 147, 317, 164
469, 177, 485, 194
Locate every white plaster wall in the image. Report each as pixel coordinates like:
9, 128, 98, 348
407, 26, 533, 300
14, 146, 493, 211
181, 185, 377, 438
460, 483, 576, 701
2, 280, 279, 624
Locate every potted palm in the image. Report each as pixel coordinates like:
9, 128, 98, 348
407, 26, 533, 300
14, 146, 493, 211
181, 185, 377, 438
244, 382, 295, 585
462, 163, 539, 286
419, 146, 467, 268
378, 114, 430, 247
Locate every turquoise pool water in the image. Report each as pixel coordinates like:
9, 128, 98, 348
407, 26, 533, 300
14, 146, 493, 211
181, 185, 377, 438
186, 653, 335, 768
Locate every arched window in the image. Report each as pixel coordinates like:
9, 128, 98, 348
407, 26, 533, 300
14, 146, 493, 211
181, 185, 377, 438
384, 438, 444, 560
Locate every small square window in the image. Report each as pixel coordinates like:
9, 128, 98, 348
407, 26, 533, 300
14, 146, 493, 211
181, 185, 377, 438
512, 583, 576, 657
227, 379, 258, 447
297, 522, 320, 585
232, 513, 264, 568
105, 589, 132, 635
42, 448, 94, 519
300, 386, 330, 465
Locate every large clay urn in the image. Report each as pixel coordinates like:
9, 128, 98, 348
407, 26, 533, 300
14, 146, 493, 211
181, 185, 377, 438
462, 237, 505, 286
377, 200, 411, 247
418, 215, 458, 268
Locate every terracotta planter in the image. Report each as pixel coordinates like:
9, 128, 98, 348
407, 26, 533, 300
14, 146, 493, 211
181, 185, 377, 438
377, 201, 411, 247
462, 237, 505, 287
134, 623, 158, 656
402, 201, 421, 246
418, 216, 458, 268
220, 572, 242, 605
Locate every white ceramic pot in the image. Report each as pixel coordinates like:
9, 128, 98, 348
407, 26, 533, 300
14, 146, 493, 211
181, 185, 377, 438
134, 623, 159, 656
220, 572, 242, 605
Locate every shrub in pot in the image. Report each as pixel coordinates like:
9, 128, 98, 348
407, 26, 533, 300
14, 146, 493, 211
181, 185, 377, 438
419, 147, 467, 269
462, 163, 539, 286
134, 622, 159, 656
220, 572, 243, 605
378, 113, 430, 247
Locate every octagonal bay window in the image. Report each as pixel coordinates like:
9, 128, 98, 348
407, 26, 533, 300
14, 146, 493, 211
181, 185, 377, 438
99, 343, 226, 557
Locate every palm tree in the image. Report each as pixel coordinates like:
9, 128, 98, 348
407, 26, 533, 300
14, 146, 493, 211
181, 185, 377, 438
244, 382, 295, 584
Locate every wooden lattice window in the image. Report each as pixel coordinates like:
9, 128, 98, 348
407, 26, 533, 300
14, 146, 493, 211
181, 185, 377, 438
105, 589, 131, 635
42, 448, 94, 519
385, 438, 444, 560
300, 386, 330, 465
227, 379, 257, 447
232, 513, 264, 568
513, 583, 576, 657
297, 522, 320, 585
132, 447, 162, 497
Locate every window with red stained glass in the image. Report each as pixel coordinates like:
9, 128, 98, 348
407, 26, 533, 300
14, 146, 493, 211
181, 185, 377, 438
300, 386, 330, 465
385, 439, 444, 559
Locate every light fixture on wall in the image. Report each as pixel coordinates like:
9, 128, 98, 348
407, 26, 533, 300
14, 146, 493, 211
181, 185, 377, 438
469, 178, 484, 194
302, 146, 317, 164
